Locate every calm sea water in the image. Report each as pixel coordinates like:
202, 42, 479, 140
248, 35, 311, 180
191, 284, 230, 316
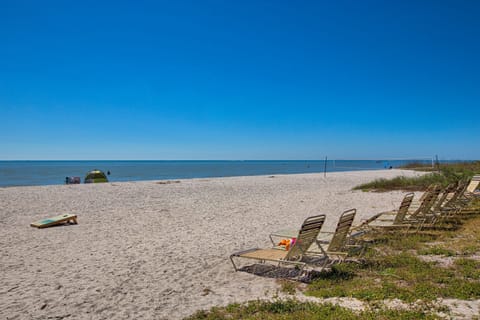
0, 160, 434, 187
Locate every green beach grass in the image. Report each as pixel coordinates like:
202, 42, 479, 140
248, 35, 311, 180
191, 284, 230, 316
186, 300, 441, 319
353, 161, 480, 192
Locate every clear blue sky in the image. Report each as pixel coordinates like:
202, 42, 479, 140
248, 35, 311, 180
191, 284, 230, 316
1, 0, 479, 160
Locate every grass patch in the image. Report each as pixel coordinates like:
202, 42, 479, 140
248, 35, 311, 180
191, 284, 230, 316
307, 251, 480, 303
353, 174, 453, 192
454, 259, 480, 280
445, 214, 480, 255
400, 161, 480, 174
279, 280, 297, 295
460, 245, 479, 255
354, 162, 480, 192
418, 246, 456, 257
306, 221, 480, 304
307, 254, 452, 302
385, 233, 436, 251
367, 232, 437, 252
185, 300, 441, 319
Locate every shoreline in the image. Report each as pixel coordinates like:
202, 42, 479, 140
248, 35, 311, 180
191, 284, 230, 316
0, 168, 416, 189
0, 159, 433, 188
1, 169, 422, 319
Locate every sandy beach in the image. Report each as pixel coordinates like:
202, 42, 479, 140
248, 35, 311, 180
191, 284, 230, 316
1, 169, 424, 319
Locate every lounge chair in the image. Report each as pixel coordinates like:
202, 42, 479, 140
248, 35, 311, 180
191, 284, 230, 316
418, 184, 459, 229
463, 175, 480, 201
351, 193, 415, 234
401, 184, 442, 231
269, 209, 359, 266
354, 185, 442, 236
466, 175, 480, 193
441, 180, 468, 211
350, 192, 418, 239
230, 214, 326, 273
444, 179, 480, 220
407, 184, 437, 212
403, 183, 474, 232
314, 209, 359, 264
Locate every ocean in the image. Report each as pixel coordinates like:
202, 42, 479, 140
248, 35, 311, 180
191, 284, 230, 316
0, 160, 433, 187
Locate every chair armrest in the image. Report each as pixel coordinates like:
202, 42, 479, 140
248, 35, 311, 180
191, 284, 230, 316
269, 229, 298, 245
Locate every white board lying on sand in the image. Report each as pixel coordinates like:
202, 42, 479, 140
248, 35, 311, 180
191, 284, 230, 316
30, 214, 78, 228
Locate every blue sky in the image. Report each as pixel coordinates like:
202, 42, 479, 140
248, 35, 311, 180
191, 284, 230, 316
1, 0, 479, 160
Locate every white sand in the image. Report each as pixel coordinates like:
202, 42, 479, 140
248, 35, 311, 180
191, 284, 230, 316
1, 169, 426, 319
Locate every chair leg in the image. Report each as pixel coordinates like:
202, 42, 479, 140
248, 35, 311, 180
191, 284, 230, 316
229, 255, 238, 272
295, 265, 308, 281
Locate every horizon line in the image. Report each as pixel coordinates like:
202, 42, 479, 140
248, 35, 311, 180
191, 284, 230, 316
1, 158, 476, 162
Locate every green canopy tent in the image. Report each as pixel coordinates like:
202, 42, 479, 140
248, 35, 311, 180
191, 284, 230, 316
84, 170, 108, 183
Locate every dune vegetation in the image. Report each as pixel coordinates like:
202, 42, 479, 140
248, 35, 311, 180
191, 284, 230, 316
353, 161, 480, 192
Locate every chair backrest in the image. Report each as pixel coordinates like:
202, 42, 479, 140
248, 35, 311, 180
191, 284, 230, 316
445, 180, 469, 207
327, 209, 356, 252
350, 211, 382, 232
419, 184, 437, 202
466, 175, 480, 193
446, 180, 468, 206
286, 214, 326, 260
432, 183, 456, 212
411, 184, 442, 218
393, 193, 415, 224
